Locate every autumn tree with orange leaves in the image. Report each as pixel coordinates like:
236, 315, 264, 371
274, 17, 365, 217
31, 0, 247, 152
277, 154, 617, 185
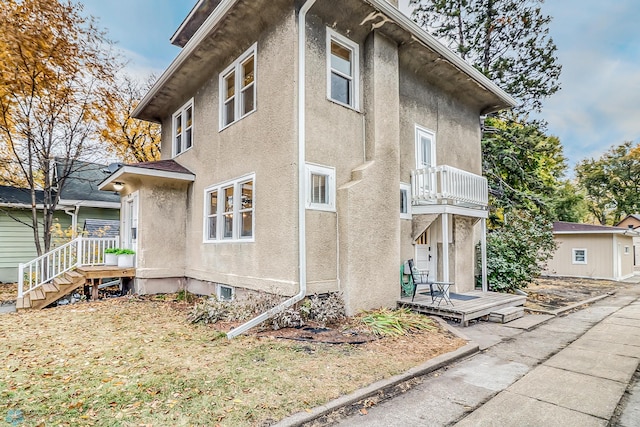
0, 0, 120, 255
100, 75, 161, 163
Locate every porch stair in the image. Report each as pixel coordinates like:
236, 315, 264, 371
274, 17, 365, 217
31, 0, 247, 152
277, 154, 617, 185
16, 271, 86, 310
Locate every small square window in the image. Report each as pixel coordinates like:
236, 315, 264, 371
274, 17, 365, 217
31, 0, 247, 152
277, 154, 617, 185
306, 163, 335, 212
400, 183, 411, 219
217, 285, 234, 301
572, 248, 587, 264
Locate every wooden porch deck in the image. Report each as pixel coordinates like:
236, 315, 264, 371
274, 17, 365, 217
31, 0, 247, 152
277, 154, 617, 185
398, 290, 526, 326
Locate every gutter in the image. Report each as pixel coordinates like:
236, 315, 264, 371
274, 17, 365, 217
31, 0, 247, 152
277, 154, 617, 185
227, 0, 315, 338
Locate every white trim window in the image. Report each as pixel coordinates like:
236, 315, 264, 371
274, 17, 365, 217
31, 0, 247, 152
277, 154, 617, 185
204, 174, 255, 242
217, 284, 235, 301
326, 28, 359, 110
572, 248, 587, 264
306, 163, 336, 212
172, 99, 194, 157
400, 183, 412, 219
220, 43, 257, 129
415, 125, 436, 170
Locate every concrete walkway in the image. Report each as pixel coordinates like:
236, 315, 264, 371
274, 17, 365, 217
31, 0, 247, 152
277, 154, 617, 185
283, 284, 640, 426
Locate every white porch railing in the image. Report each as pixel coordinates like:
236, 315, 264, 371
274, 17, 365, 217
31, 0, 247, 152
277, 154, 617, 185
18, 236, 119, 298
411, 165, 488, 208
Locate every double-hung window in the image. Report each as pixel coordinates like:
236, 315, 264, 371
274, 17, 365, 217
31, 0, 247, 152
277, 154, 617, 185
205, 174, 255, 242
172, 99, 193, 156
220, 44, 257, 129
306, 163, 336, 212
327, 28, 359, 110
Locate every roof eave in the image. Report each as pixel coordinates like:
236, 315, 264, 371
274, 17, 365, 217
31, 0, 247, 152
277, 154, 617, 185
98, 165, 196, 192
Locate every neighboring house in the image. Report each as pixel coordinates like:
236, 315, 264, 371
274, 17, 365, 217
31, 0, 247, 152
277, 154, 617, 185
544, 222, 638, 281
616, 215, 640, 268
0, 160, 120, 283
100, 0, 515, 314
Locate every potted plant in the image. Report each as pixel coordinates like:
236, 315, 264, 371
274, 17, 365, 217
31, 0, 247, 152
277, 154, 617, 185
104, 248, 119, 266
116, 249, 136, 268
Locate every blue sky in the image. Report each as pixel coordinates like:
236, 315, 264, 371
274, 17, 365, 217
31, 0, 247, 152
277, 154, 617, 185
77, 0, 640, 171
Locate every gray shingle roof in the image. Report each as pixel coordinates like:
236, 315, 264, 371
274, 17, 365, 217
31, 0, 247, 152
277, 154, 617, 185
55, 159, 120, 204
553, 221, 629, 233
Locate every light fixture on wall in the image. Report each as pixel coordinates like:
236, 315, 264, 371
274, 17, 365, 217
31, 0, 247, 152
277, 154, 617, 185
113, 182, 125, 192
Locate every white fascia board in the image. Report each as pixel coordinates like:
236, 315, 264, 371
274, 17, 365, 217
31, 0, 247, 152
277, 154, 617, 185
368, 0, 517, 108
98, 165, 195, 190
57, 199, 121, 209
0, 202, 44, 209
555, 230, 640, 236
133, 0, 240, 121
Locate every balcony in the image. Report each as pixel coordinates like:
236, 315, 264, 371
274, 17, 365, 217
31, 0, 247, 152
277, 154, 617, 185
411, 165, 488, 209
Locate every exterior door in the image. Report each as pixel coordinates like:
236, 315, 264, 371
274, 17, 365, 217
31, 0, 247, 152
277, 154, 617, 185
122, 192, 139, 252
415, 228, 437, 281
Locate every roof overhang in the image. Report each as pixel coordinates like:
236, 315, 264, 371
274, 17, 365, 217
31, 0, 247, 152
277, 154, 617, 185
134, 0, 516, 123
554, 230, 640, 237
98, 165, 196, 192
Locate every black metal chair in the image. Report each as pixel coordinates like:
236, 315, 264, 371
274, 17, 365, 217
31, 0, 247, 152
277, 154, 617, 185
407, 259, 434, 302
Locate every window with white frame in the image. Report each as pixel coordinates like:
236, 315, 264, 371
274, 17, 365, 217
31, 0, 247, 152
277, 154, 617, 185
306, 163, 336, 211
172, 99, 194, 156
204, 174, 255, 242
217, 284, 234, 301
400, 183, 412, 219
327, 28, 359, 110
572, 248, 587, 264
220, 44, 256, 129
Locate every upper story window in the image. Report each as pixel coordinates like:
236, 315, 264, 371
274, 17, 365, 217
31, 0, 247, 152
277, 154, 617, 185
572, 248, 587, 264
172, 99, 193, 157
220, 44, 257, 130
415, 126, 436, 170
400, 183, 412, 219
205, 174, 255, 242
326, 28, 359, 110
306, 163, 336, 212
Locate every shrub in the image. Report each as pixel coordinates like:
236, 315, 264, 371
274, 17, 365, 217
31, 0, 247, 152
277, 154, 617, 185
482, 210, 556, 292
116, 249, 135, 255
357, 308, 434, 337
104, 248, 119, 254
187, 291, 346, 331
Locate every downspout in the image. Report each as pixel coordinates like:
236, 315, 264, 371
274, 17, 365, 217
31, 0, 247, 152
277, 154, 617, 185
227, 0, 315, 338
63, 204, 80, 238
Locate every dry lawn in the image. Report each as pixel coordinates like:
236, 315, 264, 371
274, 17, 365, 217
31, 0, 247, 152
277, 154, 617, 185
0, 295, 465, 426
525, 276, 627, 310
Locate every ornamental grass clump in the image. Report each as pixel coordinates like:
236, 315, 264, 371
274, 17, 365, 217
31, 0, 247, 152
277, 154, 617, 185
358, 308, 434, 337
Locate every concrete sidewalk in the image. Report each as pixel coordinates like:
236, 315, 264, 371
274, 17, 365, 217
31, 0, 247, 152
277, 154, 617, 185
281, 285, 640, 426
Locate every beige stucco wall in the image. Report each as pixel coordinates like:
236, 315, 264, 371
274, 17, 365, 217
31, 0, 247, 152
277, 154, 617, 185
545, 233, 635, 280
154, 10, 301, 296
132, 1, 491, 310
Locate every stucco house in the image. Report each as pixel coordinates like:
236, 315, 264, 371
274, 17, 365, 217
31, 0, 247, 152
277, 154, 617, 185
616, 214, 640, 268
100, 0, 515, 318
0, 159, 120, 283
544, 221, 638, 281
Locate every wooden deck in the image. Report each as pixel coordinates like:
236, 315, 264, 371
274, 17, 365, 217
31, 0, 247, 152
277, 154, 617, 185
76, 265, 135, 280
398, 290, 526, 326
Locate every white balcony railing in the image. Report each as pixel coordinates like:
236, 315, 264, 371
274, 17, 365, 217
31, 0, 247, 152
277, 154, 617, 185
411, 165, 488, 208
18, 236, 119, 298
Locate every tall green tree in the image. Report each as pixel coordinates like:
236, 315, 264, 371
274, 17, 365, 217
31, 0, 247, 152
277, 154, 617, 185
575, 141, 640, 225
0, 0, 120, 255
410, 0, 561, 113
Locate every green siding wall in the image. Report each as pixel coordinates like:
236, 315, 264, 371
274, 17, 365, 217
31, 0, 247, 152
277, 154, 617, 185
0, 207, 119, 283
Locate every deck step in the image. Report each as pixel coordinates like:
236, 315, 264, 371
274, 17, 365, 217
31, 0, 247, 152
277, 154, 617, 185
16, 295, 31, 310
54, 276, 73, 287
30, 287, 46, 301
42, 282, 59, 293
489, 306, 525, 323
